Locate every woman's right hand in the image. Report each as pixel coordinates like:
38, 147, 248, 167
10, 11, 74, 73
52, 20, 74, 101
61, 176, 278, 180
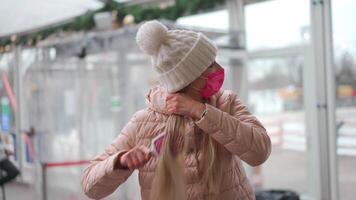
118, 145, 152, 170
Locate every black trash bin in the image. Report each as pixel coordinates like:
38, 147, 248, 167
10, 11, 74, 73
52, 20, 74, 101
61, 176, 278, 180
255, 189, 300, 200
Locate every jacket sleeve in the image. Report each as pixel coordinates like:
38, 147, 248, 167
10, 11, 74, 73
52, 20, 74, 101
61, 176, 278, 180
195, 92, 271, 166
81, 116, 138, 199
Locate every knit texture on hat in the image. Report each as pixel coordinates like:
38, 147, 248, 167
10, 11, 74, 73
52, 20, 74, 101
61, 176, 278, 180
136, 20, 217, 93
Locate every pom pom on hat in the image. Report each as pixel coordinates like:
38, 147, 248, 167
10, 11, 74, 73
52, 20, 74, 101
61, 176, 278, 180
135, 20, 218, 93
136, 20, 168, 56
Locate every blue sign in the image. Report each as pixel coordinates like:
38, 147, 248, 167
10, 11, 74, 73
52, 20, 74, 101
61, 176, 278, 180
1, 113, 10, 131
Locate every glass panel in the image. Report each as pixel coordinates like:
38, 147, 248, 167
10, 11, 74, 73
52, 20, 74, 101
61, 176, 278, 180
245, 0, 310, 51
331, 1, 356, 199
246, 54, 308, 196
23, 48, 155, 199
245, 0, 311, 199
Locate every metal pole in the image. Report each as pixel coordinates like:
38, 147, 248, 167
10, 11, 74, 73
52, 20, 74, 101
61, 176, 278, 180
322, 1, 339, 199
226, 0, 248, 101
12, 46, 24, 181
308, 0, 338, 199
41, 163, 47, 200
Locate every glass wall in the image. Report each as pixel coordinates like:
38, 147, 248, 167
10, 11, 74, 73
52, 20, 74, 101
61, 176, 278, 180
331, 1, 356, 199
23, 46, 155, 199
244, 0, 311, 198
0, 51, 20, 168
6, 0, 356, 199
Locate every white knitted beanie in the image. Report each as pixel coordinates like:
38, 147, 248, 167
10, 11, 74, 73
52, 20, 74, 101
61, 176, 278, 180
136, 20, 218, 93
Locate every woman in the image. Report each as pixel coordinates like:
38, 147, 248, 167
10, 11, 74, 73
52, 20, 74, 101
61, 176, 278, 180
81, 20, 271, 200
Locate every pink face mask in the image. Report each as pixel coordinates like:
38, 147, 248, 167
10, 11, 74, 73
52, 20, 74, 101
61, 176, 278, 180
193, 68, 225, 99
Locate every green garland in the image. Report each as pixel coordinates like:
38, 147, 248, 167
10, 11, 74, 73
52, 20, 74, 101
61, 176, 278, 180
0, 0, 225, 50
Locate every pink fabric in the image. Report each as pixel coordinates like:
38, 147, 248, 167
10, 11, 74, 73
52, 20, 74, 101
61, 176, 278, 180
151, 133, 165, 156
199, 68, 225, 99
81, 86, 271, 200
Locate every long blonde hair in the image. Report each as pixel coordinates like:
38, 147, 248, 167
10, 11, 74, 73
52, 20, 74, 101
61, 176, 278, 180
150, 112, 224, 200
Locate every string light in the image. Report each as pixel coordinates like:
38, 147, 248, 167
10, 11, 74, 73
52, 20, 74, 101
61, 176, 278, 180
0, 0, 224, 46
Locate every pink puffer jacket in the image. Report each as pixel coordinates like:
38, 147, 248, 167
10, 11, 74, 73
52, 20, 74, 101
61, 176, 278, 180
81, 86, 271, 200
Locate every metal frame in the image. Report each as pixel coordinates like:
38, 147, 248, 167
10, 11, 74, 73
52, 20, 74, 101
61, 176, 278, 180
247, 45, 307, 59
308, 0, 338, 199
322, 1, 339, 199
12, 46, 24, 181
226, 0, 248, 101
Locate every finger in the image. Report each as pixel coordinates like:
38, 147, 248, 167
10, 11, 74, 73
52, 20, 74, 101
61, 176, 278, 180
126, 158, 133, 169
129, 154, 139, 168
175, 94, 183, 100
135, 150, 146, 164
167, 102, 178, 109
166, 94, 176, 101
136, 155, 148, 168
166, 100, 177, 111
119, 155, 128, 167
166, 99, 178, 107
145, 152, 152, 160
165, 100, 173, 108
135, 150, 146, 168
127, 153, 138, 169
170, 95, 180, 102
166, 104, 175, 112
139, 146, 153, 159
167, 107, 177, 114
166, 105, 175, 112
172, 105, 180, 113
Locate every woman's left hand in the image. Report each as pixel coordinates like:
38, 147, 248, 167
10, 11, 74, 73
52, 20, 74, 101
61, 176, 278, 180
166, 93, 206, 119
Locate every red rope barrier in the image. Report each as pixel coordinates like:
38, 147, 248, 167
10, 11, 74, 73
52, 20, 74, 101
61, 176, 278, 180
44, 160, 90, 168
